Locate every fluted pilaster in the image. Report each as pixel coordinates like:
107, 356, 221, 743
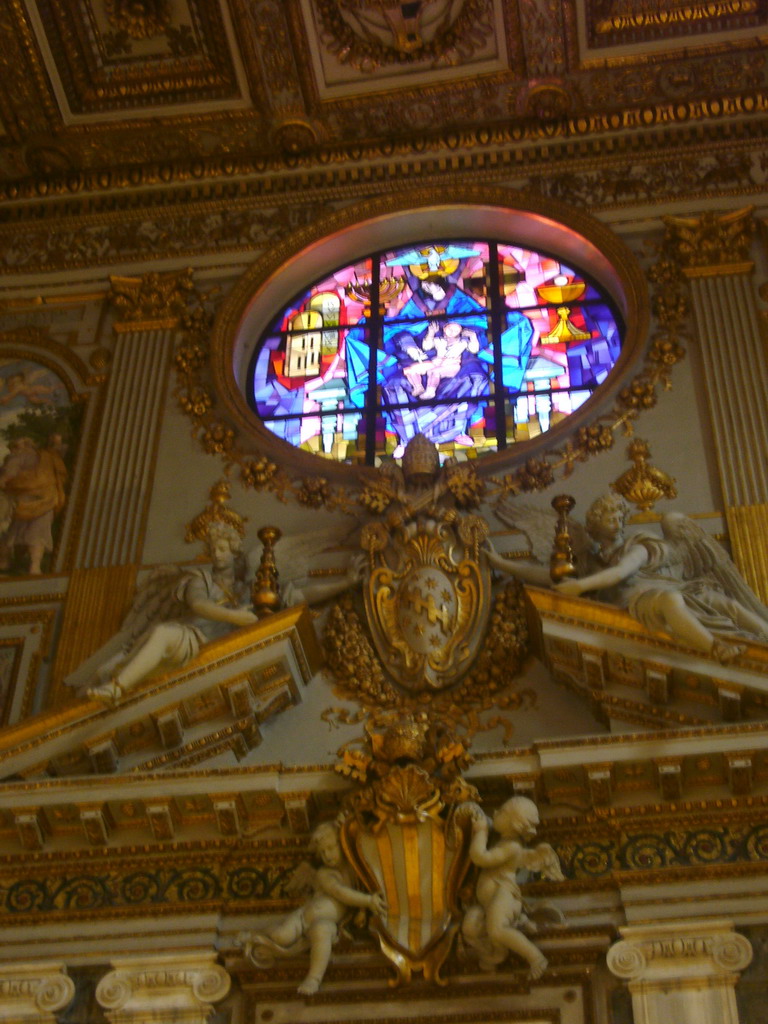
664, 207, 768, 600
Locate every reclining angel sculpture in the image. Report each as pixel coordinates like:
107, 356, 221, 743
238, 820, 385, 995
65, 484, 259, 705
462, 796, 564, 979
490, 490, 768, 663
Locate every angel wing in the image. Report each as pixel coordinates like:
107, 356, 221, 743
63, 564, 190, 692
283, 859, 317, 898
661, 512, 768, 622
493, 498, 590, 567
259, 523, 360, 586
118, 564, 190, 643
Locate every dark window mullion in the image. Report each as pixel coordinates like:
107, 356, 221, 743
364, 259, 381, 465
488, 243, 507, 449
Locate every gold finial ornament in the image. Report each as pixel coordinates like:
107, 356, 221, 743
185, 481, 247, 544
252, 526, 282, 618
549, 494, 578, 581
612, 439, 677, 511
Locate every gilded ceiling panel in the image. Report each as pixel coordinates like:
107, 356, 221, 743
298, 0, 515, 98
29, 0, 247, 116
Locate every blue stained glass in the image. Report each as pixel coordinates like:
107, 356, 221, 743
247, 238, 624, 464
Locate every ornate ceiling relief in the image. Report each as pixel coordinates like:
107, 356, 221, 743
30, 0, 247, 116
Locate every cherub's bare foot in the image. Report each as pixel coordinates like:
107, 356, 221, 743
712, 639, 746, 664
409, 383, 424, 397
421, 387, 436, 399
528, 953, 548, 981
86, 680, 124, 707
392, 443, 406, 459
454, 433, 474, 446
297, 976, 321, 995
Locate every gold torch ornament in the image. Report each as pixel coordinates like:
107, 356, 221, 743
549, 494, 578, 582
252, 526, 282, 617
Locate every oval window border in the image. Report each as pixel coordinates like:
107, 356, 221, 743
211, 187, 649, 482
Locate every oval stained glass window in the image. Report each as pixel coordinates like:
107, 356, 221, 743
247, 239, 624, 465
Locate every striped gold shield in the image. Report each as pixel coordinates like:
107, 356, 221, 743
341, 811, 471, 985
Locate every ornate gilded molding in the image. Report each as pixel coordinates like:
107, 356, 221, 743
664, 206, 756, 274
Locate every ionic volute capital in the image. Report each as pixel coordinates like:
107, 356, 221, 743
607, 919, 752, 984
95, 953, 230, 1023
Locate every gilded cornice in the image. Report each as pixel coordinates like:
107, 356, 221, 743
0, 98, 767, 209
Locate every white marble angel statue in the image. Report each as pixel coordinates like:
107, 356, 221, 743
556, 495, 768, 663
461, 796, 564, 980
65, 485, 259, 705
238, 820, 386, 995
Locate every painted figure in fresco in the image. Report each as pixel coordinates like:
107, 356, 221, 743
240, 821, 386, 995
556, 494, 768, 662
462, 796, 563, 979
0, 435, 67, 575
0, 369, 62, 407
80, 520, 258, 705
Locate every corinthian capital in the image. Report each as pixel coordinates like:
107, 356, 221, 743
663, 207, 755, 274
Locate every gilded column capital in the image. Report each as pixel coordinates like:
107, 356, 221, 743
95, 953, 231, 1023
108, 267, 196, 331
607, 919, 753, 983
663, 207, 755, 276
0, 963, 75, 1022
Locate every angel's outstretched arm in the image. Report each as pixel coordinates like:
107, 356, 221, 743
484, 542, 552, 586
557, 544, 648, 597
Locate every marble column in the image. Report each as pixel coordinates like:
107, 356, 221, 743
607, 919, 752, 1024
0, 963, 75, 1023
53, 269, 194, 686
95, 952, 230, 1024
664, 207, 768, 602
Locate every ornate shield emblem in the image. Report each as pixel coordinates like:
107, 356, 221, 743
363, 518, 491, 692
341, 763, 473, 985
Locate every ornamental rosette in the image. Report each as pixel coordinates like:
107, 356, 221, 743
201, 423, 235, 454
178, 386, 212, 418
445, 463, 486, 508
297, 477, 330, 508
241, 455, 277, 489
619, 378, 657, 412
360, 483, 393, 514
576, 423, 614, 454
517, 458, 555, 492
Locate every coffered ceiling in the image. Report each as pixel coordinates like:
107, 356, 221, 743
0, 0, 765, 185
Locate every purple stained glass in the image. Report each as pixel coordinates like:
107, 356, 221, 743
248, 238, 624, 464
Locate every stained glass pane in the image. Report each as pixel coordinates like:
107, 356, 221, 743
248, 237, 624, 464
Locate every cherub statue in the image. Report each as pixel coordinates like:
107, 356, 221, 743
462, 796, 564, 980
238, 821, 386, 995
65, 486, 259, 705
556, 496, 768, 663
